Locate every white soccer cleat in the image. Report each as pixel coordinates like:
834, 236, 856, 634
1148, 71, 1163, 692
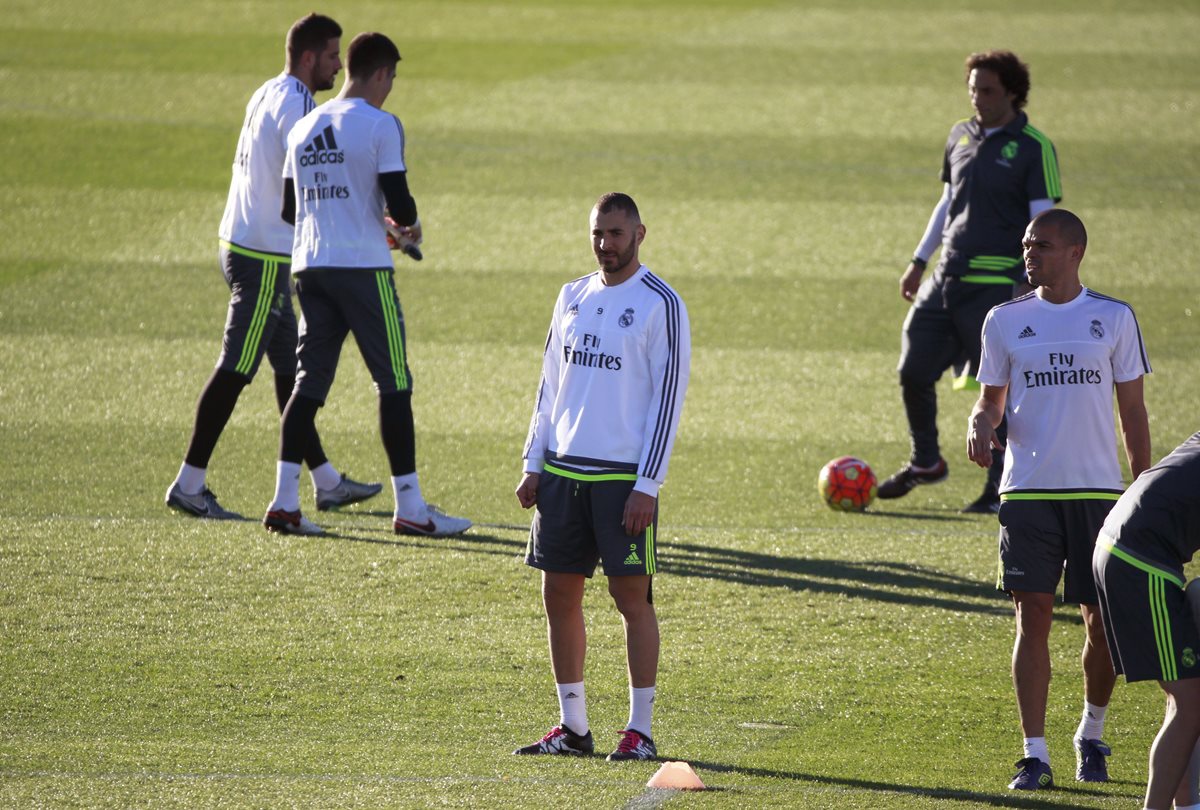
262, 508, 325, 536
393, 505, 472, 537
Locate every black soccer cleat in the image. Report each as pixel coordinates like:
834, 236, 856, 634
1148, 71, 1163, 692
876, 458, 949, 499
513, 724, 594, 756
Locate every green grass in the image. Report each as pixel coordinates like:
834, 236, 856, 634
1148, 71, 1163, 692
3, 0, 1199, 807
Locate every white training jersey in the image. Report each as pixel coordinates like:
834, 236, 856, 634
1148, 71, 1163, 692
283, 97, 406, 271
523, 265, 691, 497
977, 288, 1151, 494
218, 73, 315, 255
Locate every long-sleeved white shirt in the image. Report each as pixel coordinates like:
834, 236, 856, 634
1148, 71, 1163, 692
523, 265, 690, 497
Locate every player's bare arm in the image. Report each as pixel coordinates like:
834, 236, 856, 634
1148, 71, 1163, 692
1115, 377, 1152, 479
515, 472, 539, 509
967, 384, 1007, 468
622, 490, 657, 536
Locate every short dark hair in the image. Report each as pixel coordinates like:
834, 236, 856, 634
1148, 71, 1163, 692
346, 32, 402, 80
965, 50, 1031, 111
594, 192, 641, 224
1031, 208, 1088, 249
286, 14, 342, 63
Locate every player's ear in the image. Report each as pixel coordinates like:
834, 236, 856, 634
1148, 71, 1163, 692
635, 223, 646, 245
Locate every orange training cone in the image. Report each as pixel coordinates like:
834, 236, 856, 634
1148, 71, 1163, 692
646, 761, 706, 790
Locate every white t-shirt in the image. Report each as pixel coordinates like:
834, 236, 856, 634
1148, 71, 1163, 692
977, 288, 1151, 494
219, 74, 315, 255
523, 265, 691, 497
283, 97, 406, 271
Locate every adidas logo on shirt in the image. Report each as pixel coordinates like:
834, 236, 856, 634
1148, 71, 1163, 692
1018, 325, 1037, 339
299, 125, 345, 166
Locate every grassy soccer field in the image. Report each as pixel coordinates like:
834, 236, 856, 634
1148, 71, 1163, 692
2, 0, 1199, 807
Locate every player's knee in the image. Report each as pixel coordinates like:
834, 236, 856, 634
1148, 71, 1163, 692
608, 579, 653, 617
541, 575, 582, 614
1013, 594, 1054, 634
899, 368, 937, 390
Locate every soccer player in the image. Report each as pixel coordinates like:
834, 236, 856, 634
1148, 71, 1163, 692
513, 193, 690, 761
881, 51, 1062, 514
1094, 431, 1200, 810
966, 209, 1152, 790
166, 14, 381, 519
262, 32, 470, 538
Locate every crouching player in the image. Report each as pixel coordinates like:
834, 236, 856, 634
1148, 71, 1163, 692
1094, 431, 1200, 810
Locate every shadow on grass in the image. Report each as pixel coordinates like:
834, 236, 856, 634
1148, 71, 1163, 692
321, 516, 1085, 624
662, 538, 1021, 618
687, 759, 1132, 808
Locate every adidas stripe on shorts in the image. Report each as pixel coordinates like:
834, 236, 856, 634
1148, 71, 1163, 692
216, 242, 298, 379
1093, 534, 1200, 683
526, 463, 658, 578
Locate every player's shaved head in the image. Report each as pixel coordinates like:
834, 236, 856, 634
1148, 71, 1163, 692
595, 192, 641, 225
1030, 208, 1087, 249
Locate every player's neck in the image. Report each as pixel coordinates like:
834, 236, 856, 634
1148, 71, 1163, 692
285, 65, 316, 95
600, 262, 641, 287
976, 110, 1017, 130
1037, 280, 1084, 305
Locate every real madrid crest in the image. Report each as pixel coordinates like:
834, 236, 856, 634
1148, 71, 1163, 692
618, 308, 635, 328
1090, 319, 1105, 339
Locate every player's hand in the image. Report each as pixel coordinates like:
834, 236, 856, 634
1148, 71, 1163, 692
515, 472, 540, 509
622, 490, 657, 536
384, 216, 423, 250
966, 415, 1004, 469
900, 262, 925, 301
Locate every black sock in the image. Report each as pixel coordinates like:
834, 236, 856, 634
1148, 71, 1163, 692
380, 390, 416, 476
274, 375, 329, 470
280, 394, 322, 465
184, 368, 248, 468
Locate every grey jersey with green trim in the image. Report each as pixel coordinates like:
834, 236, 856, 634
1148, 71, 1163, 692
1101, 431, 1200, 567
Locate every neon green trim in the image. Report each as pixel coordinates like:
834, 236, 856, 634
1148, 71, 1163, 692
960, 274, 1017, 285
1152, 576, 1177, 680
375, 270, 408, 390
645, 524, 656, 575
1098, 535, 1181, 680
967, 255, 1021, 269
543, 463, 637, 483
1023, 124, 1062, 200
219, 240, 290, 263
235, 257, 278, 375
1001, 491, 1121, 502
952, 372, 980, 391
1098, 536, 1186, 588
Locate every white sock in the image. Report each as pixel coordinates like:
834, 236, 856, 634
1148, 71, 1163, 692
1023, 736, 1050, 765
270, 461, 302, 512
556, 681, 587, 735
627, 685, 656, 738
1075, 700, 1107, 741
175, 462, 205, 495
392, 473, 425, 520
1172, 804, 1200, 810
309, 462, 341, 491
